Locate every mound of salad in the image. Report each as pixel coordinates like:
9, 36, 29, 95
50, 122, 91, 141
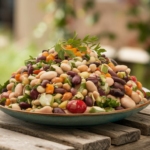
0, 32, 149, 114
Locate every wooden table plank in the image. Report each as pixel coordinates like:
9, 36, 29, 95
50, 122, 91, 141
116, 113, 150, 135
109, 135, 150, 150
79, 123, 140, 146
0, 111, 111, 150
0, 128, 75, 150
139, 105, 150, 115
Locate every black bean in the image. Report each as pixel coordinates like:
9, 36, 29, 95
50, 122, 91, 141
19, 102, 31, 109
42, 50, 48, 53
72, 75, 81, 85
41, 80, 50, 88
109, 88, 124, 97
108, 69, 118, 77
113, 82, 125, 92
86, 77, 98, 84
30, 89, 39, 100
28, 65, 34, 75
54, 88, 67, 94
70, 88, 77, 96
111, 76, 126, 85
67, 71, 77, 77
36, 56, 46, 63
85, 96, 93, 106
53, 59, 62, 63
98, 88, 106, 96
43, 65, 50, 71
110, 59, 118, 66
115, 106, 124, 110
0, 101, 5, 106
53, 108, 66, 114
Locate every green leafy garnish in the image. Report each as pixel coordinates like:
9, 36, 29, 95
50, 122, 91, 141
85, 53, 90, 60
53, 31, 106, 60
33, 84, 40, 89
0, 80, 9, 93
146, 92, 150, 98
17, 94, 31, 103
96, 96, 120, 108
0, 97, 7, 103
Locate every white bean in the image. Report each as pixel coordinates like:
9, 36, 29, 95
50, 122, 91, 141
115, 65, 128, 72
7, 83, 14, 91
121, 95, 136, 108
34, 106, 53, 114
61, 63, 71, 72
40, 71, 57, 81
12, 104, 21, 110
51, 65, 64, 75
77, 65, 88, 72
30, 79, 41, 87
131, 91, 141, 104
89, 64, 97, 72
86, 81, 98, 92
106, 77, 114, 87
37, 86, 46, 93
14, 83, 23, 97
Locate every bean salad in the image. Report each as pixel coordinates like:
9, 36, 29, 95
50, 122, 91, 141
0, 33, 148, 114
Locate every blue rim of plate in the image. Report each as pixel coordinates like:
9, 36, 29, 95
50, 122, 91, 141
0, 99, 150, 116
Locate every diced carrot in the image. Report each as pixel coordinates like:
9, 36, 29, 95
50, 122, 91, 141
108, 62, 116, 71
65, 45, 73, 49
105, 73, 111, 78
61, 92, 72, 101
15, 74, 21, 81
5, 99, 10, 106
26, 108, 32, 111
75, 52, 82, 57
96, 68, 101, 71
11, 72, 16, 76
46, 84, 54, 94
42, 52, 49, 57
33, 69, 43, 74
124, 85, 132, 96
7, 91, 12, 94
69, 48, 77, 54
46, 54, 55, 62
137, 81, 142, 89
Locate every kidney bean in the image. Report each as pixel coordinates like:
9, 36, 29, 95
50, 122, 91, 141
115, 106, 124, 110
113, 82, 125, 92
10, 74, 16, 79
27, 63, 32, 69
110, 59, 118, 66
41, 80, 50, 88
43, 65, 50, 71
36, 56, 46, 63
28, 65, 34, 75
42, 50, 48, 53
98, 88, 106, 96
67, 71, 77, 77
85, 96, 93, 106
54, 88, 67, 94
108, 69, 118, 77
123, 76, 130, 82
111, 76, 126, 85
109, 88, 124, 97
53, 59, 62, 63
19, 102, 31, 109
55, 54, 58, 59
53, 107, 66, 114
101, 54, 106, 58
86, 77, 98, 84
1, 88, 8, 93
70, 88, 77, 96
0, 101, 6, 106
30, 89, 39, 100
72, 75, 81, 85
21, 68, 28, 74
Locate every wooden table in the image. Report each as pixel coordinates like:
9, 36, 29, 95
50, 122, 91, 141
0, 105, 150, 150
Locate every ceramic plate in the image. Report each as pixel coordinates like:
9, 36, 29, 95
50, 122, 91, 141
0, 98, 149, 127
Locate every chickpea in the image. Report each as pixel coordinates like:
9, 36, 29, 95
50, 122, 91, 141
55, 82, 63, 88
63, 83, 71, 91
54, 93, 63, 99
82, 89, 88, 96
52, 102, 59, 108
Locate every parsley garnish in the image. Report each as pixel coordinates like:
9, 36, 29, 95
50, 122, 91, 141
0, 80, 9, 93
54, 31, 106, 60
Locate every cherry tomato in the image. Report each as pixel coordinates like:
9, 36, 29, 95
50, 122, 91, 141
130, 76, 137, 83
67, 100, 87, 113
1, 92, 9, 99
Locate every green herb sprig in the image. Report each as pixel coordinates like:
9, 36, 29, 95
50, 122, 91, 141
54, 31, 106, 60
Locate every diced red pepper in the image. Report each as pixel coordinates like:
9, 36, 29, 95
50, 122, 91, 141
33, 70, 43, 74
